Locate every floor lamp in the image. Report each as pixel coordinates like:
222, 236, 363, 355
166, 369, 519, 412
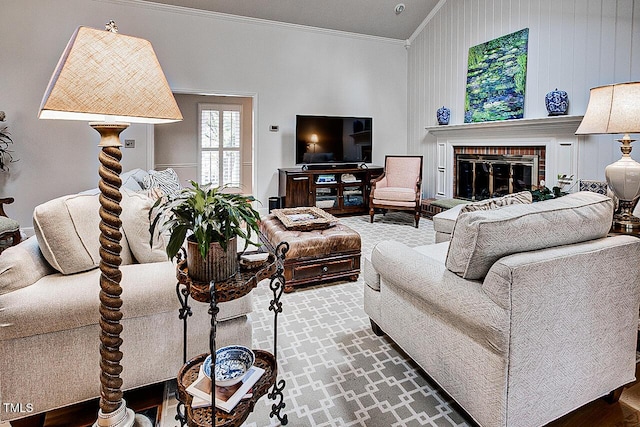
576, 82, 640, 232
38, 22, 182, 427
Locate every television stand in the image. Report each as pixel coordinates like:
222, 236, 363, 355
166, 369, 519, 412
278, 165, 383, 215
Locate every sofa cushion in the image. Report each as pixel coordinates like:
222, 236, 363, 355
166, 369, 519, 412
459, 191, 532, 213
372, 187, 416, 202
0, 261, 252, 342
372, 199, 416, 207
430, 198, 469, 209
413, 242, 449, 264
446, 192, 614, 280
0, 236, 56, 296
33, 190, 135, 275
433, 203, 467, 235
121, 188, 168, 264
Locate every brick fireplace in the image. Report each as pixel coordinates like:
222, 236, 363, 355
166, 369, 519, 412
454, 146, 544, 200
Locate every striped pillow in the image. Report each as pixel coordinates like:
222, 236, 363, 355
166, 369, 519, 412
143, 168, 182, 196
459, 191, 532, 213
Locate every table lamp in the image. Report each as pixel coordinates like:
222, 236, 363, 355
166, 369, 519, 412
38, 21, 182, 427
576, 82, 640, 232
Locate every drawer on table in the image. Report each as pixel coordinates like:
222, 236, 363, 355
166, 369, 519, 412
291, 258, 357, 281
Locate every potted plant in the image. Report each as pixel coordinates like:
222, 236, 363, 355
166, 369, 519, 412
150, 181, 262, 282
0, 111, 17, 171
531, 175, 573, 202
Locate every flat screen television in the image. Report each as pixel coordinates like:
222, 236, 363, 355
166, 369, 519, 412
295, 115, 373, 165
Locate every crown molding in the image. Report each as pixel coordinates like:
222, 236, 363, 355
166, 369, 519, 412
97, 0, 406, 46
408, 0, 448, 44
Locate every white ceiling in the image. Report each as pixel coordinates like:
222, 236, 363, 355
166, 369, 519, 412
142, 0, 441, 40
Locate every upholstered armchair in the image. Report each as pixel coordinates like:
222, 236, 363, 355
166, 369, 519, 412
369, 155, 423, 227
0, 197, 20, 252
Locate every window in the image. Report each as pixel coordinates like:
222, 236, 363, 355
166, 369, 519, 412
199, 103, 243, 188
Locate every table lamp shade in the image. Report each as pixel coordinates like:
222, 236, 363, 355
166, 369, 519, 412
39, 26, 182, 124
575, 82, 640, 135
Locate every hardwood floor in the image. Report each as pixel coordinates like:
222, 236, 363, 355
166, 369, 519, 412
548, 362, 640, 427
8, 364, 640, 426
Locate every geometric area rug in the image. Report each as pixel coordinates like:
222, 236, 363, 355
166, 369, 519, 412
161, 213, 474, 426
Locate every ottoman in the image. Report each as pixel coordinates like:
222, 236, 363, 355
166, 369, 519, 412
259, 215, 361, 292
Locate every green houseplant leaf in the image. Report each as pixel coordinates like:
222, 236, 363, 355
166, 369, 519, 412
149, 181, 262, 260
0, 119, 18, 171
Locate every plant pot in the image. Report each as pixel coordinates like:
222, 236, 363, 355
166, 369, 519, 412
186, 236, 238, 283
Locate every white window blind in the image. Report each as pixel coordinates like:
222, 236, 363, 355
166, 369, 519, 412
199, 103, 242, 188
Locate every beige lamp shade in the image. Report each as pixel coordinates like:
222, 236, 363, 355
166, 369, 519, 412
39, 26, 182, 124
575, 82, 640, 135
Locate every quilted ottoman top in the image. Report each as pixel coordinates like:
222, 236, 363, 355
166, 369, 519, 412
259, 215, 361, 260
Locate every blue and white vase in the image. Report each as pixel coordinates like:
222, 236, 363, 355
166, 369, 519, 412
545, 88, 569, 116
437, 106, 450, 125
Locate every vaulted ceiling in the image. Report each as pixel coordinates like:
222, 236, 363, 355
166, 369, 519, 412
142, 0, 441, 40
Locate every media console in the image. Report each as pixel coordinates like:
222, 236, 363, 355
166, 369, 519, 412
278, 166, 383, 215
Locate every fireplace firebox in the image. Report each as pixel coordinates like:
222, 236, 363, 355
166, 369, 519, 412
456, 154, 538, 200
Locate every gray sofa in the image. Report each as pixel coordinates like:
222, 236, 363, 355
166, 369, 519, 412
0, 171, 252, 422
364, 192, 640, 427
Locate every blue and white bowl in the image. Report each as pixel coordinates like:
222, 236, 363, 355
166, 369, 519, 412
203, 345, 255, 387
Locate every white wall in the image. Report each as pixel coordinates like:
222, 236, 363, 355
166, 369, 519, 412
409, 0, 640, 198
1, 0, 408, 228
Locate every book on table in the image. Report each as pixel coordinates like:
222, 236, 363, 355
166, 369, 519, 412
186, 364, 265, 412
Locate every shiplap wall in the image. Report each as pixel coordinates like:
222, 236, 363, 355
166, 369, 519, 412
409, 0, 640, 198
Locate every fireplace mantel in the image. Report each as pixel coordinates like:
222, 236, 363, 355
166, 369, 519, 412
425, 115, 584, 138
425, 116, 585, 198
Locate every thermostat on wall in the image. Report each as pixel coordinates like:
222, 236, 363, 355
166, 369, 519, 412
269, 125, 279, 132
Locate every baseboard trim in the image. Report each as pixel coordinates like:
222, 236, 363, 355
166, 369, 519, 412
21, 227, 35, 239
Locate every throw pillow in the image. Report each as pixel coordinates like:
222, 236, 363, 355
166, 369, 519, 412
121, 188, 169, 264
120, 168, 149, 191
459, 191, 532, 213
143, 168, 182, 196
136, 186, 165, 200
0, 236, 56, 296
445, 192, 613, 280
33, 190, 135, 275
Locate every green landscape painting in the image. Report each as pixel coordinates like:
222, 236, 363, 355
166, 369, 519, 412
464, 28, 529, 123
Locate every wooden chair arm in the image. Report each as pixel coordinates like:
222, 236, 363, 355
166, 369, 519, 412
0, 197, 15, 218
370, 172, 386, 187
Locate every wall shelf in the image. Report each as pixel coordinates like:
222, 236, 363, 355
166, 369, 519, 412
425, 115, 584, 138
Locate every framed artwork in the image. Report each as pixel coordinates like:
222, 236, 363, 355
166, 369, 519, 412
464, 28, 529, 123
